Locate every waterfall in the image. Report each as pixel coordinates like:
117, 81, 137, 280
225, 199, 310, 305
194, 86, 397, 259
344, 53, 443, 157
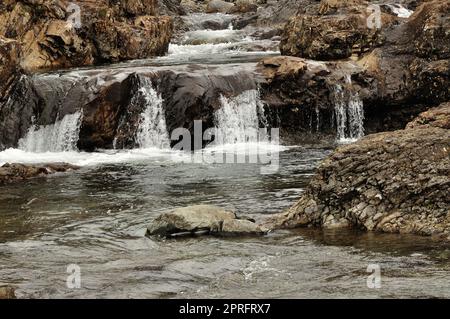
18, 111, 83, 152
134, 80, 170, 149
214, 90, 266, 144
332, 77, 365, 142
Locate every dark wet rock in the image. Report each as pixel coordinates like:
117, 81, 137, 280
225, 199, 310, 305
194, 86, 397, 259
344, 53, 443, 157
146, 205, 268, 238
0, 163, 80, 185
0, 0, 173, 72
265, 103, 450, 239
0, 61, 266, 151
257, 56, 362, 137
0, 286, 16, 299
80, 64, 264, 150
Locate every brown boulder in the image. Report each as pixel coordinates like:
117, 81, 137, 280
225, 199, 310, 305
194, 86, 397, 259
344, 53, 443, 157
20, 19, 94, 71
93, 16, 172, 63
0, 163, 80, 185
280, 0, 394, 60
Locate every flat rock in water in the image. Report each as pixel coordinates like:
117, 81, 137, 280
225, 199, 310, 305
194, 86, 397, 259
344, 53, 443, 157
146, 205, 268, 238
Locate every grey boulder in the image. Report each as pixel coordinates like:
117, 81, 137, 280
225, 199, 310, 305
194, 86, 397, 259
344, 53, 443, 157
146, 205, 268, 238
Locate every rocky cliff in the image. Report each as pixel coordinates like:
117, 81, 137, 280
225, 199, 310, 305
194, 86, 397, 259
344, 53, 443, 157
0, 0, 173, 72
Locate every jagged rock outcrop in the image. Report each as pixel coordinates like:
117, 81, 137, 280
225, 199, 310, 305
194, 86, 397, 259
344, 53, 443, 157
0, 162, 80, 185
0, 0, 173, 71
0, 36, 21, 101
265, 102, 450, 239
146, 205, 268, 238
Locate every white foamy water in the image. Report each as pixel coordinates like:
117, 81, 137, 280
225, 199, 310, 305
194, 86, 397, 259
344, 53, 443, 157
168, 41, 279, 57
214, 90, 267, 145
18, 111, 83, 153
134, 79, 170, 149
387, 4, 414, 18
333, 77, 365, 143
0, 147, 190, 167
181, 28, 243, 45
0, 143, 288, 168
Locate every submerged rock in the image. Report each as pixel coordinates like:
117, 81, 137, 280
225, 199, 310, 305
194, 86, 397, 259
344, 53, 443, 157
0, 163, 80, 185
265, 102, 450, 239
0, 286, 16, 299
146, 205, 268, 238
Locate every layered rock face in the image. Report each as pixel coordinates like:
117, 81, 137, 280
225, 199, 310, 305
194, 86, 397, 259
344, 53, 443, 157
266, 102, 450, 239
0, 0, 173, 72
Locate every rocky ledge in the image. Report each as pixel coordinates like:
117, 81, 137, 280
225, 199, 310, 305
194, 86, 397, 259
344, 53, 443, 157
147, 205, 268, 238
266, 102, 450, 239
0, 163, 80, 185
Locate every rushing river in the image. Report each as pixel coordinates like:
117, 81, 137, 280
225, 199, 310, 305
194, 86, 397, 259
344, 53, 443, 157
1, 146, 450, 298
1, 12, 450, 299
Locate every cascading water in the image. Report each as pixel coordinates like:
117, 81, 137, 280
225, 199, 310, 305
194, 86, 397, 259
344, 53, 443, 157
332, 77, 365, 143
386, 4, 414, 18
134, 79, 170, 149
214, 90, 266, 145
18, 111, 83, 152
